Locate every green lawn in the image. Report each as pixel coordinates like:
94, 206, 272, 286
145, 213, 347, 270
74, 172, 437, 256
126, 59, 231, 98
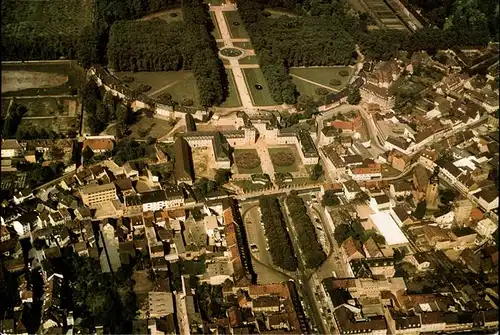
106, 115, 176, 139
268, 147, 300, 173
163, 75, 201, 107
113, 70, 201, 106
238, 55, 259, 65
234, 149, 263, 174
139, 8, 183, 23
210, 12, 222, 40
292, 77, 335, 101
289, 67, 354, 91
220, 69, 242, 108
233, 41, 253, 49
242, 68, 277, 106
223, 11, 248, 38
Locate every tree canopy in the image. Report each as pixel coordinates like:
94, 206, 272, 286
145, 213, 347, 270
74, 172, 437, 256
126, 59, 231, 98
259, 196, 298, 271
285, 193, 326, 268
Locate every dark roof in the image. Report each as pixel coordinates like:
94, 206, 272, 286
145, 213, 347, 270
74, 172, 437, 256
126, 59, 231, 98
392, 206, 410, 222
185, 113, 196, 132
335, 306, 387, 333
252, 296, 280, 308
297, 130, 318, 157
322, 277, 352, 307
476, 188, 498, 203
174, 138, 194, 183
438, 160, 463, 178
343, 180, 362, 193
114, 178, 134, 192
343, 154, 363, 165
213, 132, 231, 162
391, 181, 413, 192
141, 190, 166, 204
165, 186, 184, 199
374, 194, 390, 205
386, 136, 411, 150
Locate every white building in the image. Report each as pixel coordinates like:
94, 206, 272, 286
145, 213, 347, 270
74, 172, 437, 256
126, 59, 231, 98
475, 218, 498, 237
369, 212, 409, 246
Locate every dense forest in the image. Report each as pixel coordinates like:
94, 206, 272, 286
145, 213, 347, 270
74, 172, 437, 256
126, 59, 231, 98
107, 21, 184, 72
259, 196, 298, 272
285, 193, 326, 269
105, 0, 227, 106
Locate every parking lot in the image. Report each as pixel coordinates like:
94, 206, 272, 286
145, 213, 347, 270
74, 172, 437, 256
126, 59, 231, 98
241, 204, 273, 266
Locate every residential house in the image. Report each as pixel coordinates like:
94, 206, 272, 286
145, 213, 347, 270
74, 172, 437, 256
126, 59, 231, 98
389, 181, 413, 200
474, 188, 498, 212
343, 180, 363, 201
342, 237, 365, 262
1, 139, 24, 158
388, 150, 411, 172
369, 194, 392, 213
82, 138, 114, 154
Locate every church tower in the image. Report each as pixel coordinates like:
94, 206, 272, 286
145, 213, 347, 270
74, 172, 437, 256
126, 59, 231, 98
426, 167, 440, 208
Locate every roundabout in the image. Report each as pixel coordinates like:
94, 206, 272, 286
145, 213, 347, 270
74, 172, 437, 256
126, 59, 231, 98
219, 47, 245, 59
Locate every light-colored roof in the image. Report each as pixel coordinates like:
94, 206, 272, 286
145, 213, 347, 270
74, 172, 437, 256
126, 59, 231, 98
370, 212, 409, 245
149, 292, 174, 316
2, 139, 22, 150
80, 182, 116, 195
204, 215, 219, 230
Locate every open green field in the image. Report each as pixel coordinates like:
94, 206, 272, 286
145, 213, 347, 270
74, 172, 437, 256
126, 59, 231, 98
234, 149, 263, 174
106, 115, 176, 139
113, 70, 201, 106
290, 67, 354, 91
1, 61, 85, 97
210, 12, 222, 40
233, 41, 253, 49
292, 77, 335, 101
220, 69, 242, 108
268, 146, 300, 173
242, 68, 277, 106
223, 11, 248, 38
238, 55, 259, 65
233, 179, 270, 192
2, 0, 92, 37
139, 8, 183, 23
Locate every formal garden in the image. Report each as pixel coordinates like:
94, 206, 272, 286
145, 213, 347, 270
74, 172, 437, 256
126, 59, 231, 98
268, 147, 299, 173
233, 149, 262, 174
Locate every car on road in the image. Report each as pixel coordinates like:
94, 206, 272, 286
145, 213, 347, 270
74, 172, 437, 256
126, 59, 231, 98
250, 244, 259, 252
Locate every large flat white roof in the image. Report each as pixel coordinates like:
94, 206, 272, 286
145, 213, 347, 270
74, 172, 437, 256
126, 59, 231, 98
370, 212, 409, 246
